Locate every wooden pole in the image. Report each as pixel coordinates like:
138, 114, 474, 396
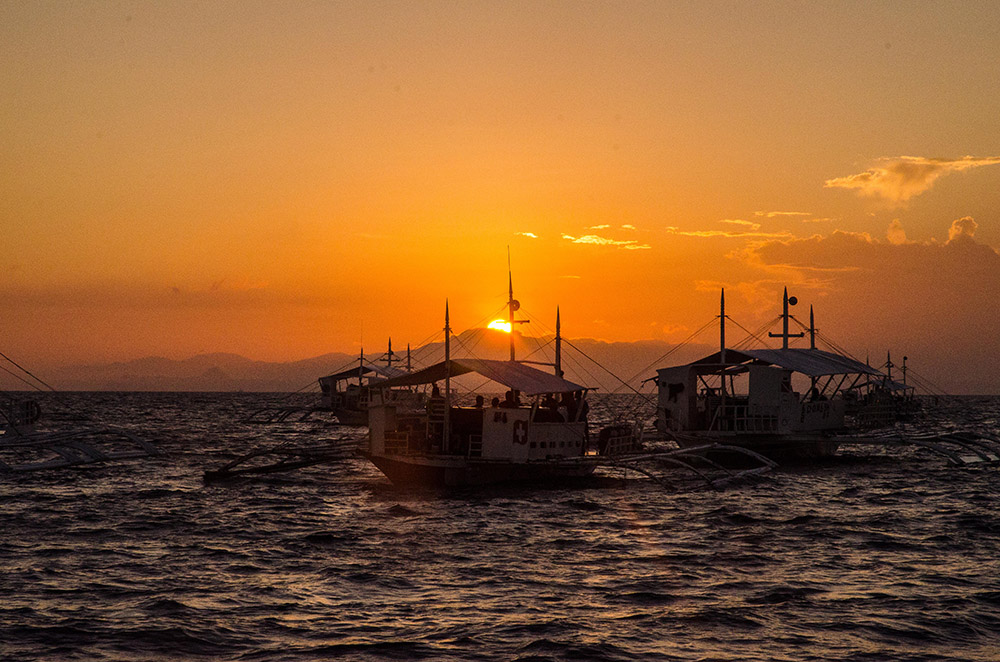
444, 299, 451, 453
555, 307, 563, 377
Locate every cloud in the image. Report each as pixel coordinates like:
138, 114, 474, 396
720, 219, 762, 231
801, 217, 834, 223
825, 156, 1000, 202
660, 322, 689, 336
685, 217, 999, 392
516, 231, 538, 239
589, 223, 636, 231
562, 234, 651, 250
886, 219, 908, 245
947, 216, 977, 243
746, 218, 997, 284
754, 211, 812, 218
666, 226, 792, 239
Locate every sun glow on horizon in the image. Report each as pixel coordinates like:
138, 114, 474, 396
488, 319, 512, 333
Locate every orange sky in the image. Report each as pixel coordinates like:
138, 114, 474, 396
3, 2, 1000, 392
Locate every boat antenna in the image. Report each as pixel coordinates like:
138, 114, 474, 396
407, 343, 411, 372
555, 306, 563, 378
386, 337, 393, 369
444, 299, 451, 452
902, 355, 908, 385
768, 287, 804, 349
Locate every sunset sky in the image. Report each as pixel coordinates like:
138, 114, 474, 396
3, 1, 1000, 392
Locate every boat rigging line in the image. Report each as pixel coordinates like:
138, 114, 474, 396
0, 351, 59, 393
730, 316, 783, 351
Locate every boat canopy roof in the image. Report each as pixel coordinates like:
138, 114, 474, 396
372, 358, 586, 395
320, 363, 409, 382
678, 348, 884, 378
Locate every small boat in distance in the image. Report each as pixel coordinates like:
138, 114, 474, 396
317, 339, 425, 426
653, 288, 891, 461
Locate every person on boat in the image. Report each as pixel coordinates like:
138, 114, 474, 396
559, 392, 574, 422
513, 390, 523, 407
490, 397, 500, 408
537, 394, 562, 422
574, 391, 589, 422
809, 387, 827, 402
427, 384, 446, 416
474, 395, 485, 409
500, 391, 518, 408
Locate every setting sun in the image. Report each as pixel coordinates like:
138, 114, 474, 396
488, 320, 512, 333
1, 3, 999, 396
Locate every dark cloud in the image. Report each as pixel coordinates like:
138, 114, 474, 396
825, 156, 1000, 202
741, 218, 999, 392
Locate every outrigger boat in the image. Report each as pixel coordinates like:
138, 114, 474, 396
317, 339, 425, 426
363, 280, 610, 487
654, 288, 890, 461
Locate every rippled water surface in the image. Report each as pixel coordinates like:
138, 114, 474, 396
3, 393, 1000, 661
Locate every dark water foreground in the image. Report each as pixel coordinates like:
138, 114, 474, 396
2, 393, 1000, 661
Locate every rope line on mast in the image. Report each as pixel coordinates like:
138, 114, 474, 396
1, 363, 43, 391
0, 351, 59, 392
730, 316, 781, 350
620, 317, 719, 387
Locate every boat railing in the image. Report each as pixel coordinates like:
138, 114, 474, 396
383, 430, 413, 455
468, 434, 483, 458
708, 402, 780, 433
1, 396, 41, 433
846, 402, 898, 429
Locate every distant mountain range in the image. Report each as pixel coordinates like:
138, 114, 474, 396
46, 329, 717, 392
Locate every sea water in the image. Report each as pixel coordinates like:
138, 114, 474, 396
2, 392, 999, 661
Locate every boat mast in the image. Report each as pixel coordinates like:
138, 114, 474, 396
358, 345, 364, 386
406, 343, 411, 372
506, 248, 529, 361
555, 306, 563, 378
508, 268, 516, 361
444, 299, 451, 452
386, 338, 393, 369
768, 287, 804, 349
719, 288, 726, 365
808, 305, 816, 350
719, 288, 727, 399
782, 288, 790, 349
808, 305, 818, 395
